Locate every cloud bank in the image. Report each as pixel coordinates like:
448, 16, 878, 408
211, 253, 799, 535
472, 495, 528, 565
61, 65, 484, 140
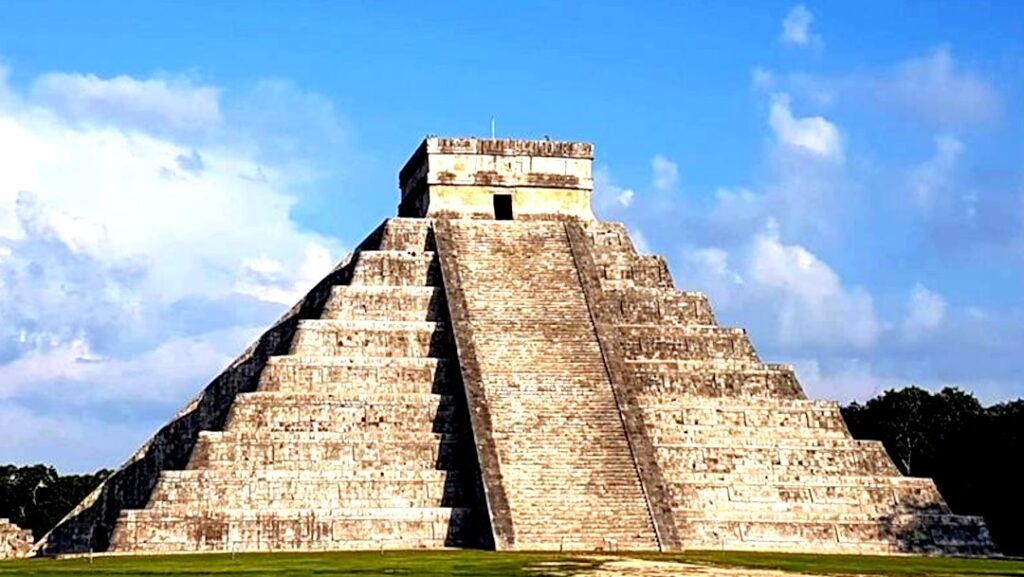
0, 64, 346, 471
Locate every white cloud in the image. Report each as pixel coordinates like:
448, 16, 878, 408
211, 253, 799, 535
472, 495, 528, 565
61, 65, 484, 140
686, 247, 744, 286
793, 358, 894, 402
31, 73, 221, 135
881, 47, 1001, 129
677, 220, 879, 350
593, 165, 637, 215
651, 154, 679, 192
751, 67, 775, 91
769, 93, 844, 162
0, 73, 341, 304
237, 242, 335, 305
0, 329, 249, 404
909, 134, 963, 208
617, 188, 635, 208
749, 223, 879, 348
763, 48, 1000, 130
903, 283, 947, 336
629, 228, 650, 253
0, 66, 347, 470
780, 5, 822, 48
0, 402, 159, 472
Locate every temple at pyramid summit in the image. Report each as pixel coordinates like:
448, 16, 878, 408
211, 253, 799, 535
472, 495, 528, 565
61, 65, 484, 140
34, 137, 995, 556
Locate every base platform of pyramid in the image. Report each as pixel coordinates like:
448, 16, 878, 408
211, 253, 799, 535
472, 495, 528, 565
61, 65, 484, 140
33, 137, 996, 556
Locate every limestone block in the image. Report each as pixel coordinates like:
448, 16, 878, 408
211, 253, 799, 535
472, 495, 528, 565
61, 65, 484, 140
0, 519, 33, 560
223, 393, 459, 434
288, 320, 451, 358
350, 252, 439, 287
436, 219, 658, 550
378, 218, 433, 251
110, 507, 475, 552
258, 356, 454, 395
605, 287, 717, 326
321, 286, 443, 322
597, 255, 675, 289
626, 361, 803, 398
618, 326, 759, 362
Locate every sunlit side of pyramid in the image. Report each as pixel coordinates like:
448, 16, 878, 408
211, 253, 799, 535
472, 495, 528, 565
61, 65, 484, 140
35, 137, 995, 555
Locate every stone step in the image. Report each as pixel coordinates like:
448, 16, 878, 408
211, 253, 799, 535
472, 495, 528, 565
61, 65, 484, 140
650, 437, 884, 450
439, 219, 659, 550
644, 396, 838, 410
259, 356, 455, 394
661, 440, 896, 473
627, 363, 804, 399
505, 521, 657, 552
289, 320, 452, 357
196, 430, 469, 445
642, 402, 847, 432
669, 483, 948, 516
618, 325, 759, 362
148, 476, 479, 510
224, 394, 462, 433
378, 218, 433, 252
665, 471, 939, 487
109, 507, 477, 552
321, 286, 444, 322
649, 426, 852, 443
680, 514, 993, 554
593, 253, 674, 290
656, 444, 899, 477
350, 251, 439, 287
162, 468, 458, 483
628, 359, 795, 371
190, 433, 475, 470
604, 287, 716, 325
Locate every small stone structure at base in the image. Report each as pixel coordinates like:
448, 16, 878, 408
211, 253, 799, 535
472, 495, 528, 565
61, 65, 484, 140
1, 519, 33, 560
32, 137, 998, 556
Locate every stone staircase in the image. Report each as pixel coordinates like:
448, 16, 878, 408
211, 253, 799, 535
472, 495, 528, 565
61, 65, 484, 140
38, 135, 997, 557
572, 220, 996, 555
434, 219, 659, 551
106, 219, 491, 553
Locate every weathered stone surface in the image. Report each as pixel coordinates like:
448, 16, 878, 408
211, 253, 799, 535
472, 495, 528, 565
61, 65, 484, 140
38, 138, 996, 556
399, 137, 595, 219
1, 519, 33, 560
436, 220, 657, 551
573, 218, 996, 555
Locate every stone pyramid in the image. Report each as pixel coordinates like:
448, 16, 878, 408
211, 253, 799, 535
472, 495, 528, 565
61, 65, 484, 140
35, 138, 995, 555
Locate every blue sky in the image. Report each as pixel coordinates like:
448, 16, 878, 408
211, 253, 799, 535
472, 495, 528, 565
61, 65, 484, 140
0, 2, 1021, 472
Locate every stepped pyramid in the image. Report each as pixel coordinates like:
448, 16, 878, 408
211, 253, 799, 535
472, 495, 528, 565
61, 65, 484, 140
35, 137, 995, 555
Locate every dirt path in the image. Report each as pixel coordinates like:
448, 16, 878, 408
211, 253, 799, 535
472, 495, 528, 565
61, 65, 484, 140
535, 556, 829, 577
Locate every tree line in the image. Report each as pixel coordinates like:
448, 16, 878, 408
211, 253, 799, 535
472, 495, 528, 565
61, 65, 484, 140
0, 464, 110, 541
1, 386, 1020, 554
843, 386, 1023, 555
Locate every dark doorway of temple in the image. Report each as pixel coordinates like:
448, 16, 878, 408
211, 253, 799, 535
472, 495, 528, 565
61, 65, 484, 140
493, 194, 513, 220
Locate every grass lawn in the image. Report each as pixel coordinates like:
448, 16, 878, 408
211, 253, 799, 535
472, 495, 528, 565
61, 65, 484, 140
2, 550, 1023, 577
0, 550, 595, 577
670, 550, 1024, 576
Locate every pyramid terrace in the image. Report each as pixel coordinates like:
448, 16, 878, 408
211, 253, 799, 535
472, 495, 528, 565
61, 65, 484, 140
32, 137, 995, 556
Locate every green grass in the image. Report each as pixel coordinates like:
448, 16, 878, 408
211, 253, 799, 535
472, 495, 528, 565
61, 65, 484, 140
668, 550, 1024, 576
2, 550, 1023, 577
0, 550, 596, 577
